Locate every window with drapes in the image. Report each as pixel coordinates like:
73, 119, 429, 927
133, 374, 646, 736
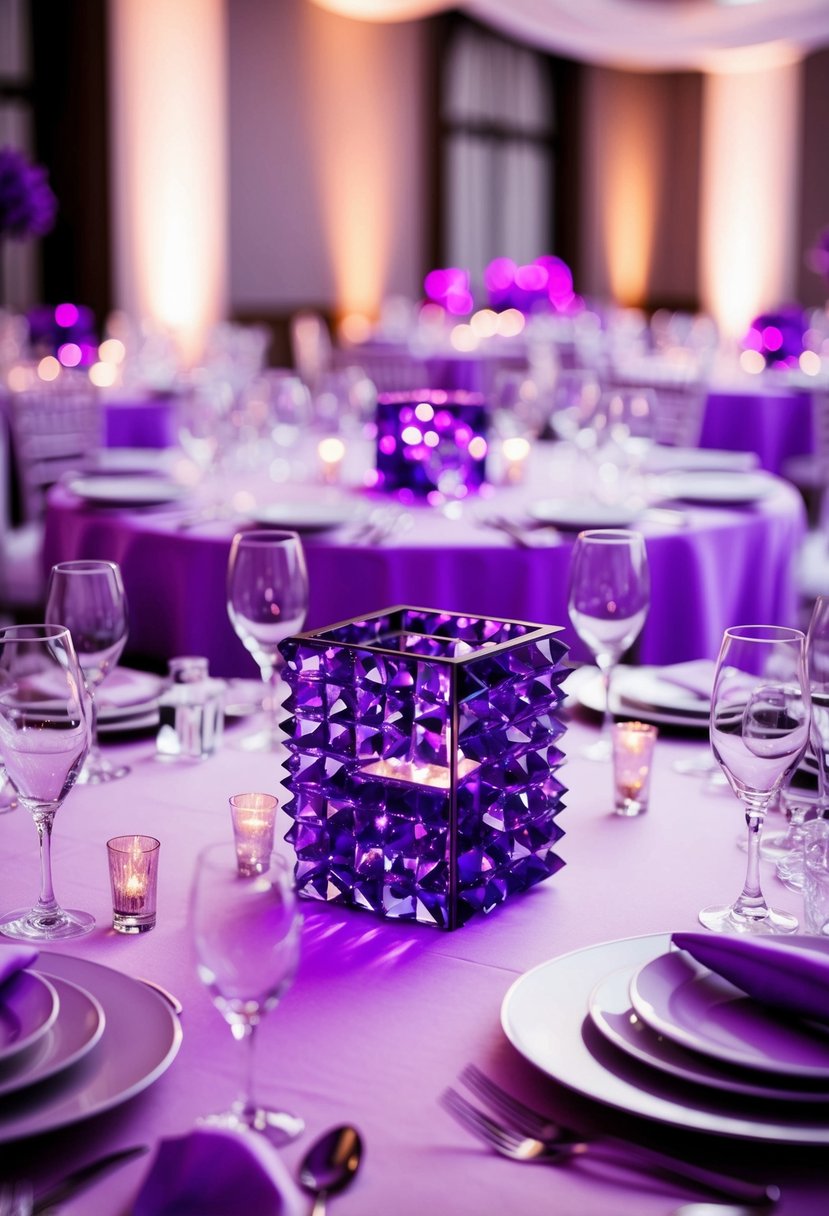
433, 14, 579, 292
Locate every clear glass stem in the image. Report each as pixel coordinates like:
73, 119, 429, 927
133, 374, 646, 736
733, 803, 769, 919
233, 1018, 259, 1122
599, 659, 615, 744
34, 810, 59, 922
87, 690, 102, 771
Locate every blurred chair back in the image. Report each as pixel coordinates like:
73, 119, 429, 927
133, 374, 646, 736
7, 370, 102, 523
604, 358, 709, 449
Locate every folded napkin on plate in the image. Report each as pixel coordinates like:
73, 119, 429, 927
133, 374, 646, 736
655, 660, 716, 700
672, 932, 829, 1025
133, 1126, 305, 1216
0, 944, 38, 988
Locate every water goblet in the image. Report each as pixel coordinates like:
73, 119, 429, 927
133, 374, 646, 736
567, 528, 650, 761
700, 624, 809, 934
0, 624, 93, 940
190, 841, 304, 1143
227, 529, 308, 751
45, 559, 130, 783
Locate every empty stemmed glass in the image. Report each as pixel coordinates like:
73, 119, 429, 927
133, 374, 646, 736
190, 841, 304, 1143
0, 624, 93, 940
45, 559, 130, 783
775, 595, 829, 886
700, 624, 809, 934
567, 529, 650, 760
227, 530, 309, 751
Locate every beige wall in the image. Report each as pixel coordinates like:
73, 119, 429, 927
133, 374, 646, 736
228, 0, 428, 320
227, 1, 827, 319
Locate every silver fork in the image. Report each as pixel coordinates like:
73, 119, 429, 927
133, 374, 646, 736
443, 1075, 778, 1207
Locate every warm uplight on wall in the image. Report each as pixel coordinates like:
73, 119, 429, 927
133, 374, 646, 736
699, 49, 802, 342
601, 81, 658, 308
301, 3, 416, 321
109, 0, 228, 364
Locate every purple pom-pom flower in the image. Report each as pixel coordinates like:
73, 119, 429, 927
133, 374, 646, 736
0, 146, 57, 241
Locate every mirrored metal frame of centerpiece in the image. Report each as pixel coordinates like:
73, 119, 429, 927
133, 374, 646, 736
279, 607, 568, 930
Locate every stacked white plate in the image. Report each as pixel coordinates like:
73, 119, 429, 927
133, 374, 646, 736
502, 933, 829, 1143
573, 663, 712, 729
0, 953, 182, 1142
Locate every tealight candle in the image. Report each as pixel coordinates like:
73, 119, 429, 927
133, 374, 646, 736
612, 721, 658, 817
500, 436, 530, 484
107, 835, 161, 933
229, 792, 278, 876
317, 436, 346, 484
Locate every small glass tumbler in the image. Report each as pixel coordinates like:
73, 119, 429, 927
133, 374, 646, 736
803, 819, 829, 936
229, 793, 278, 876
612, 721, 658, 816
107, 835, 161, 934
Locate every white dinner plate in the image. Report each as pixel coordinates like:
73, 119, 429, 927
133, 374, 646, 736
249, 501, 365, 533
96, 668, 164, 734
66, 474, 188, 507
629, 951, 829, 1080
574, 668, 709, 730
644, 448, 759, 474
0, 975, 104, 1098
0, 972, 59, 1065
654, 471, 775, 505
87, 449, 170, 475
528, 499, 640, 531
501, 932, 829, 1143
588, 961, 829, 1103
0, 952, 182, 1142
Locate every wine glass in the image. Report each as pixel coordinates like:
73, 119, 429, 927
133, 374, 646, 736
567, 529, 650, 761
45, 559, 130, 783
0, 624, 93, 940
227, 530, 308, 751
190, 841, 304, 1143
775, 595, 829, 885
700, 624, 809, 934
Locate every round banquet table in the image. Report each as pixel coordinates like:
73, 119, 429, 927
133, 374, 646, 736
0, 702, 826, 1214
42, 443, 806, 680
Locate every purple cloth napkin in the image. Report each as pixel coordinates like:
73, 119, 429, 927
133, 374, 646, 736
0, 945, 38, 988
672, 932, 829, 1025
132, 1126, 305, 1216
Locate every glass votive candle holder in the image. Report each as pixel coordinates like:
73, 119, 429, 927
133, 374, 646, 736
107, 835, 161, 934
612, 721, 658, 817
803, 818, 829, 936
230, 792, 278, 876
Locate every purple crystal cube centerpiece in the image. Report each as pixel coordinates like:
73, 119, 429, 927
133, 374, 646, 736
280, 607, 568, 930
374, 391, 488, 498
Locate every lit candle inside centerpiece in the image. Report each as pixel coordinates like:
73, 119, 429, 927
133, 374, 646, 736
229, 792, 278, 876
107, 834, 161, 933
612, 721, 658, 817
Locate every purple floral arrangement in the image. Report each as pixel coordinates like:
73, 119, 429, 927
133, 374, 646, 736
743, 305, 807, 369
0, 146, 57, 241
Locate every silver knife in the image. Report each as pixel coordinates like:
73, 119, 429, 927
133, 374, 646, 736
32, 1145, 149, 1214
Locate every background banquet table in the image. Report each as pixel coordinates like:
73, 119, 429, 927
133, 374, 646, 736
0, 702, 825, 1214
42, 443, 806, 678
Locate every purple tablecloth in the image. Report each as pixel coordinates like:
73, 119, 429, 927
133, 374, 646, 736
0, 707, 824, 1213
42, 455, 806, 679
102, 391, 179, 449
700, 386, 814, 475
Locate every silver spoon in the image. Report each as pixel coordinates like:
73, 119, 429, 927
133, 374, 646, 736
299, 1125, 363, 1216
